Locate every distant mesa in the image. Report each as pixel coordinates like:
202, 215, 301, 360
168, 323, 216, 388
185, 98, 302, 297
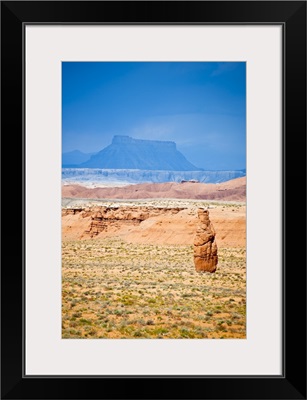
194, 209, 218, 273
80, 135, 199, 171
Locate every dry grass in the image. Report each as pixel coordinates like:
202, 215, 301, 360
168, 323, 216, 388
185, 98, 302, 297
62, 237, 246, 339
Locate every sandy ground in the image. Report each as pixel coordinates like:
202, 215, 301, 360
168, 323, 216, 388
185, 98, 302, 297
62, 199, 246, 339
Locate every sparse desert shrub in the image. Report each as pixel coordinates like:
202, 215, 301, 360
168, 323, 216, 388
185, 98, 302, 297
62, 235, 246, 339
72, 312, 82, 318
114, 309, 124, 316
79, 318, 92, 325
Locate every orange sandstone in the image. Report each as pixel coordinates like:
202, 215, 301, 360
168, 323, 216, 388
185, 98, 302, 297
194, 209, 218, 273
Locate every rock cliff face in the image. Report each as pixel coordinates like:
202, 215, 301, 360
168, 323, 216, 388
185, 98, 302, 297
62, 168, 245, 185
62, 206, 184, 238
62, 203, 245, 247
194, 209, 218, 273
81, 135, 199, 170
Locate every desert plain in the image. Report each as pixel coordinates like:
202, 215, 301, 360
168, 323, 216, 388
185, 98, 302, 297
62, 178, 246, 339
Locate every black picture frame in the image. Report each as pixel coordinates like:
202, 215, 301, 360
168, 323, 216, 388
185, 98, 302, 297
1, 1, 306, 399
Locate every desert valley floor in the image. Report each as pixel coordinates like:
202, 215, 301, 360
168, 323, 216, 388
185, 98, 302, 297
62, 195, 246, 339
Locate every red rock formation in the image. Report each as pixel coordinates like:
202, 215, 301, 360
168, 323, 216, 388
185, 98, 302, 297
194, 208, 218, 273
62, 203, 245, 247
61, 206, 184, 238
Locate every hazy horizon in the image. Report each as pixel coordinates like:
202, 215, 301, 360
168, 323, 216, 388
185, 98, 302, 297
62, 62, 246, 170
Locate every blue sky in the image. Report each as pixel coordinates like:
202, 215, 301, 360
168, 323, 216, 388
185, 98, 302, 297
62, 62, 246, 170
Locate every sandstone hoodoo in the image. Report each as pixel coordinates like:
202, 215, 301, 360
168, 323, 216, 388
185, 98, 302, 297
81, 135, 199, 170
194, 208, 218, 273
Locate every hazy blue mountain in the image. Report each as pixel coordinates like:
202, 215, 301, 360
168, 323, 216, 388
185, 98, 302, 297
81, 135, 200, 170
62, 150, 95, 167
62, 168, 246, 185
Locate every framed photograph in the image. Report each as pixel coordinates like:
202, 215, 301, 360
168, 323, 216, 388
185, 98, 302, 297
1, 1, 306, 399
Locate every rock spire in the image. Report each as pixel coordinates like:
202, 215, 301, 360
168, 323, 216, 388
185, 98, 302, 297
194, 208, 218, 273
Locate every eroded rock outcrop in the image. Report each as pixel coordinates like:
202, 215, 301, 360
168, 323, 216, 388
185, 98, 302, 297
194, 208, 218, 273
